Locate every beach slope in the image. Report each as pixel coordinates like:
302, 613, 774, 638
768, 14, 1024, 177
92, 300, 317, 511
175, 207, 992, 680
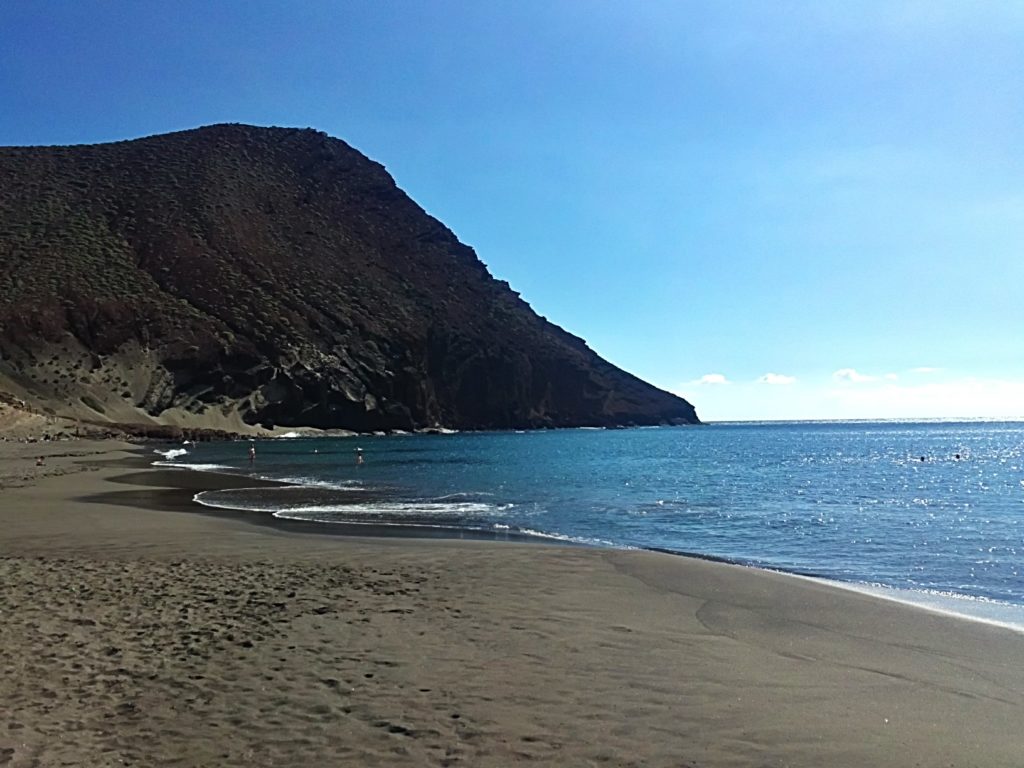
1, 445, 1022, 767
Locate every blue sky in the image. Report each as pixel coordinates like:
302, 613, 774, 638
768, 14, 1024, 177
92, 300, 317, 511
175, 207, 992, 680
2, 1, 1021, 420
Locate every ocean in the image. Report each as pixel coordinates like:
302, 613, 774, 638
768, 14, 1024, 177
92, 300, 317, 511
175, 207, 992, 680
157, 420, 1024, 629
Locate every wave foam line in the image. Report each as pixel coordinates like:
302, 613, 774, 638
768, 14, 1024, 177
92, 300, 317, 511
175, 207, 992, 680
492, 523, 623, 548
278, 500, 500, 517
270, 513, 501, 532
193, 492, 500, 518
192, 489, 302, 513
429, 492, 495, 501
787, 575, 1024, 635
154, 461, 234, 472
263, 476, 368, 491
194, 490, 627, 549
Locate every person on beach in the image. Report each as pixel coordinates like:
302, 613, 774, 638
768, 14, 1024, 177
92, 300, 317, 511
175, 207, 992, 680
35, 456, 44, 466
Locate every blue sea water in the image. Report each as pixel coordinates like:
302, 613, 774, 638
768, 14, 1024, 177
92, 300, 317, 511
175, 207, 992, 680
158, 420, 1024, 628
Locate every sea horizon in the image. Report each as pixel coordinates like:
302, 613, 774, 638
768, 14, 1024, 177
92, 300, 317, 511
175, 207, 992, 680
707, 416, 1024, 425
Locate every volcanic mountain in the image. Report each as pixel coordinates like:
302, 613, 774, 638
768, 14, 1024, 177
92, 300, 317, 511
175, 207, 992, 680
0, 124, 699, 432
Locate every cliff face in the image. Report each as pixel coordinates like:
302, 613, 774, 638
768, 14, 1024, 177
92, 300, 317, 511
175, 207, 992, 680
0, 124, 699, 431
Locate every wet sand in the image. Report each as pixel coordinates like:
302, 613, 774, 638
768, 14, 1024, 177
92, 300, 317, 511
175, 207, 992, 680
1, 442, 1023, 766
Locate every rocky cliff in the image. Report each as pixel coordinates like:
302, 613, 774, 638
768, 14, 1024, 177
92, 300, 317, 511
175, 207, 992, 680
0, 124, 698, 431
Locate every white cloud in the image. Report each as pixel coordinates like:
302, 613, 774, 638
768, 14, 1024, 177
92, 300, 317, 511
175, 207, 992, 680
694, 373, 729, 385
832, 368, 875, 383
912, 367, 941, 374
757, 372, 796, 385
884, 373, 899, 381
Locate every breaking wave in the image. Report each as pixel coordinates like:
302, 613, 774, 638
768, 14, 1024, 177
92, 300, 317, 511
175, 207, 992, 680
154, 447, 189, 460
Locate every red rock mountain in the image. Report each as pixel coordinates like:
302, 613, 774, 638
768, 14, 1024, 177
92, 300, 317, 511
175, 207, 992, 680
0, 124, 699, 431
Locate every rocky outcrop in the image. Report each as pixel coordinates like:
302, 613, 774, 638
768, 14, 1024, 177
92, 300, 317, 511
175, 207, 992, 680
0, 124, 699, 430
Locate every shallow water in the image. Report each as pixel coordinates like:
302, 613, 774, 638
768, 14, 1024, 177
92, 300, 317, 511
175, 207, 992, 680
159, 420, 1024, 626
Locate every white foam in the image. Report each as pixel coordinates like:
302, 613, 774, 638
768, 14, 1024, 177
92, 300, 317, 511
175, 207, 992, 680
274, 431, 305, 439
154, 461, 234, 472
509, 527, 624, 548
492, 523, 621, 547
267, 476, 368, 490
154, 447, 188, 459
268, 515, 490, 532
279, 500, 499, 517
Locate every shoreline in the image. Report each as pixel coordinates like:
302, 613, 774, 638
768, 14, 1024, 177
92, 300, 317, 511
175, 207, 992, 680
3, 441, 1024, 766
98, 465, 562, 546
148, 454, 1024, 634
806, 575, 1024, 636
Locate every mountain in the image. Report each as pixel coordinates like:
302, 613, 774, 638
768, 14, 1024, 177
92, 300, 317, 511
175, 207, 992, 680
0, 124, 699, 432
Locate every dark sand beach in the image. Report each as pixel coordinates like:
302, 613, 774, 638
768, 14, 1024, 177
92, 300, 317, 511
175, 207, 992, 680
2, 441, 1023, 766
